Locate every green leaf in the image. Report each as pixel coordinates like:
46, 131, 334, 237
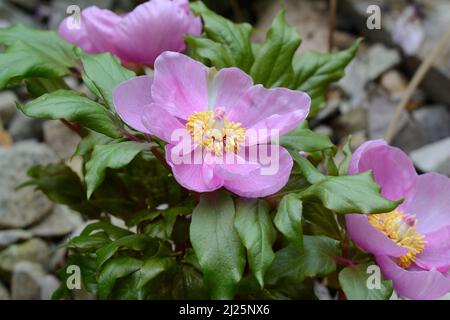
185, 36, 235, 69
301, 171, 402, 214
290, 151, 326, 184
97, 256, 143, 299
302, 201, 341, 240
338, 135, 353, 176
274, 194, 303, 250
280, 126, 334, 153
172, 264, 209, 299
26, 77, 69, 97
323, 148, 339, 176
66, 233, 111, 251
267, 235, 340, 285
80, 221, 133, 239
0, 24, 76, 88
134, 257, 174, 291
53, 252, 98, 299
190, 191, 245, 299
96, 234, 159, 268
85, 141, 143, 198
234, 199, 275, 288
73, 131, 114, 158
291, 39, 361, 115
190, 1, 254, 71
250, 10, 301, 87
339, 263, 393, 300
19, 90, 121, 138
77, 49, 135, 109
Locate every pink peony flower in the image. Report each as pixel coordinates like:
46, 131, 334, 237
346, 140, 450, 299
58, 0, 202, 65
113, 52, 311, 198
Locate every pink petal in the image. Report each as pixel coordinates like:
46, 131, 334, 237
227, 85, 310, 145
152, 52, 208, 120
376, 255, 450, 300
165, 145, 223, 192
416, 226, 450, 273
403, 173, 450, 234
223, 145, 293, 198
208, 67, 253, 111
58, 11, 93, 53
346, 214, 408, 257
59, 7, 120, 55
114, 0, 201, 65
215, 154, 261, 180
141, 103, 185, 143
349, 140, 417, 201
113, 76, 154, 133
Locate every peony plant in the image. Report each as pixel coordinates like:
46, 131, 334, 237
0, 0, 448, 300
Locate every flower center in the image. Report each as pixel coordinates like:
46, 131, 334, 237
185, 109, 246, 156
368, 209, 427, 268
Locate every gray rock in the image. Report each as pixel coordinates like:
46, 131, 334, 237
367, 90, 409, 140
0, 238, 50, 273
0, 141, 56, 228
43, 120, 81, 159
413, 105, 450, 143
40, 275, 60, 300
0, 281, 9, 300
410, 137, 450, 176
0, 229, 32, 249
8, 113, 44, 142
30, 205, 83, 238
0, 91, 17, 126
49, 246, 67, 272
339, 44, 401, 100
11, 261, 46, 300
392, 105, 450, 153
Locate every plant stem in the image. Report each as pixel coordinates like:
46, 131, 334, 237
60, 119, 83, 137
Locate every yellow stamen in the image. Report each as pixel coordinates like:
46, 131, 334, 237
185, 110, 246, 156
368, 209, 427, 268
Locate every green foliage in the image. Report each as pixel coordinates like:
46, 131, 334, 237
280, 125, 335, 153
274, 194, 303, 250
338, 136, 353, 175
190, 191, 245, 299
266, 236, 340, 286
339, 263, 393, 300
234, 199, 276, 288
0, 24, 76, 89
76, 49, 135, 109
85, 141, 144, 198
300, 171, 401, 214
18, 90, 121, 138
190, 1, 254, 72
291, 39, 362, 115
250, 10, 301, 87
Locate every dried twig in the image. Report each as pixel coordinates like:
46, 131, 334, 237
328, 0, 337, 52
385, 30, 450, 143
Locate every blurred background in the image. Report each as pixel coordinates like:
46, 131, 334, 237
0, 0, 449, 300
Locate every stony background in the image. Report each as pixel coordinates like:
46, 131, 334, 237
0, 0, 449, 300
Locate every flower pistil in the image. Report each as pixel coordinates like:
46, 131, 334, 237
186, 109, 246, 156
368, 209, 427, 268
